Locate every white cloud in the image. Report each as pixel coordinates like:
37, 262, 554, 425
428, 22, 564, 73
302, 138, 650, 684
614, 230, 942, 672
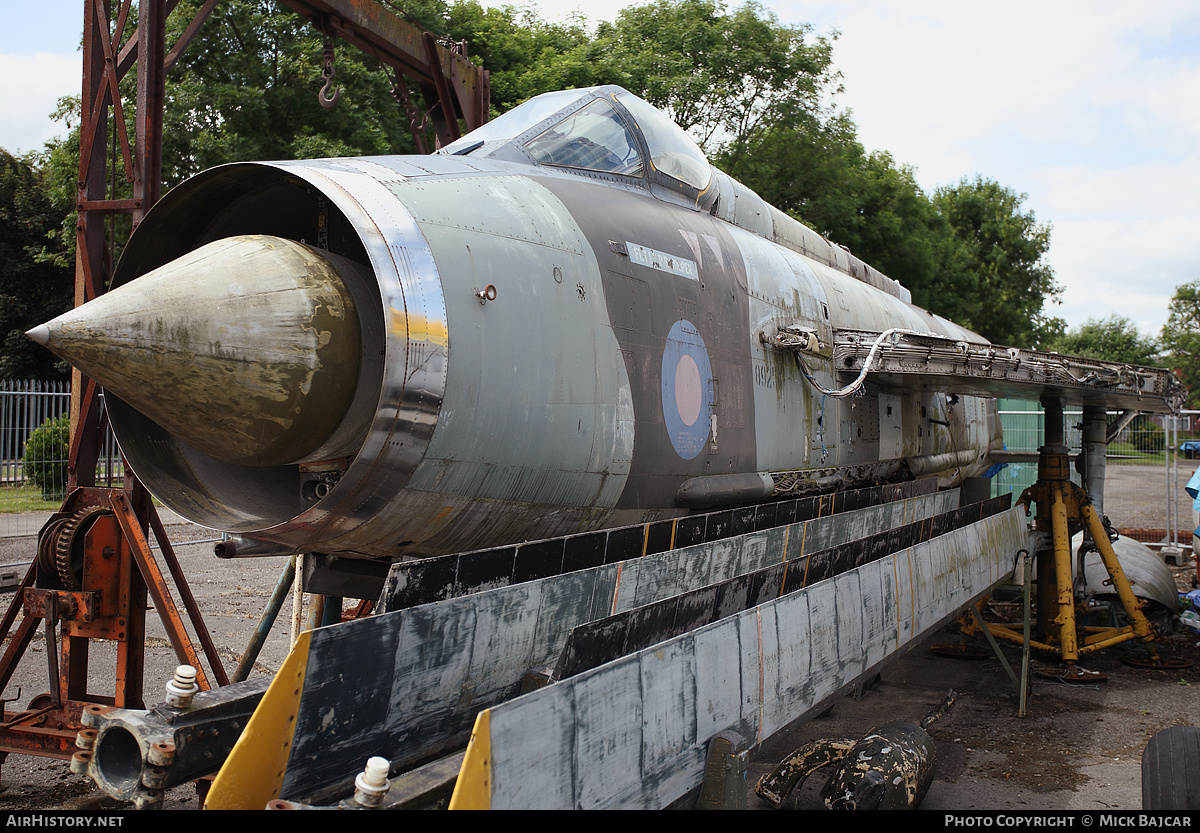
764, 0, 1200, 337
1050, 215, 1200, 336
0, 52, 77, 155
1037, 155, 1200, 222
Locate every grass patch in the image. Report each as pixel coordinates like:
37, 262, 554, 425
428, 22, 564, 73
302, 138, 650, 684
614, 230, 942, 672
1106, 441, 1171, 466
0, 483, 66, 514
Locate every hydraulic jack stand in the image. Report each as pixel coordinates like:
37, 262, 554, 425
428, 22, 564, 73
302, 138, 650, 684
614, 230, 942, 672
967, 399, 1156, 681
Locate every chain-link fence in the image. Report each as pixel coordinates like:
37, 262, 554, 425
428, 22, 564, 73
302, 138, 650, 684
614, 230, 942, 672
0, 380, 126, 540
991, 398, 1200, 555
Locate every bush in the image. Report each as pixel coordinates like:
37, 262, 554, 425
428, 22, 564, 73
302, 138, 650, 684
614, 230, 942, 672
23, 414, 69, 500
1128, 415, 1165, 453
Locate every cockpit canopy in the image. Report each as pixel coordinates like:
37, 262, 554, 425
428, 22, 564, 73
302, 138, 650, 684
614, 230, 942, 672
440, 86, 713, 206
439, 86, 914, 305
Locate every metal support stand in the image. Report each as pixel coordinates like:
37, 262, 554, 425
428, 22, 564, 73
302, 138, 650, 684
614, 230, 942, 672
1020, 552, 1033, 717
0, 487, 226, 766
975, 398, 1157, 679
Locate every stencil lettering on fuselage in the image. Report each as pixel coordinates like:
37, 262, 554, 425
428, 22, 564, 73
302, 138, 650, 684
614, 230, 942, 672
627, 242, 699, 280
661, 319, 713, 460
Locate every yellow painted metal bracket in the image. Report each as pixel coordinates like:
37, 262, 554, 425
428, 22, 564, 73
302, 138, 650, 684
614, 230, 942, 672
448, 709, 492, 810
981, 447, 1156, 666
204, 631, 312, 810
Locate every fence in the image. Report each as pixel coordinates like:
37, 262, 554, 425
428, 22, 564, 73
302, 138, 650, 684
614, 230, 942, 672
0, 380, 126, 540
992, 399, 1200, 553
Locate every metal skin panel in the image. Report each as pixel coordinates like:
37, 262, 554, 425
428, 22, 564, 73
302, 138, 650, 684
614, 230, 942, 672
738, 227, 832, 467
65, 86, 1008, 560
273, 491, 955, 801
393, 175, 633, 510
534, 175, 756, 511
472, 506, 1027, 810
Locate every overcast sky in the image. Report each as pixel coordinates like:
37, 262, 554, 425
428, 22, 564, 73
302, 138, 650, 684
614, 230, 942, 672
6, 0, 1199, 342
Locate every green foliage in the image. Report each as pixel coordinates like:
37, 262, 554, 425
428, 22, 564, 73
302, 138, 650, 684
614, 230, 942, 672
8, 0, 1068, 379
23, 414, 70, 500
1043, 315, 1158, 365
1127, 414, 1165, 453
595, 0, 839, 154
437, 1, 609, 113
159, 0, 421, 188
0, 150, 73, 379
727, 134, 1060, 347
1161, 280, 1200, 408
929, 177, 1060, 348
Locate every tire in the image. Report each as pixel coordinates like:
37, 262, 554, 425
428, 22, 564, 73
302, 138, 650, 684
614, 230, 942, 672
1142, 726, 1200, 810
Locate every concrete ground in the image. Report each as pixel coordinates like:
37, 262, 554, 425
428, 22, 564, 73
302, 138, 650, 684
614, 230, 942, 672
0, 468, 1193, 812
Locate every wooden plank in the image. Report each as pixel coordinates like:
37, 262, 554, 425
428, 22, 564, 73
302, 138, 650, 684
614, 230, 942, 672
462, 507, 1028, 809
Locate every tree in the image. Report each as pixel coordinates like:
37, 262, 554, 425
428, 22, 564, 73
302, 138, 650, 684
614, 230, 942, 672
1044, 315, 1158, 366
23, 414, 70, 499
160, 0, 418, 189
0, 150, 73, 380
1161, 281, 1200, 408
595, 0, 840, 154
25, 0, 1064, 369
930, 177, 1061, 348
437, 1, 611, 113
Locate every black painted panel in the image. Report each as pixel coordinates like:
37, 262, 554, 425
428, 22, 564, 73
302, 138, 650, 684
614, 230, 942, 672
379, 480, 940, 612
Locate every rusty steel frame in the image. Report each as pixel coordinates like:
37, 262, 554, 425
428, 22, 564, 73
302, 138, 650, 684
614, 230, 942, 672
278, 0, 491, 150
0, 485, 226, 763
0, 0, 489, 773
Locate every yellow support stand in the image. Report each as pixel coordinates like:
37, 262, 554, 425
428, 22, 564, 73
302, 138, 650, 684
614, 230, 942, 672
972, 401, 1156, 680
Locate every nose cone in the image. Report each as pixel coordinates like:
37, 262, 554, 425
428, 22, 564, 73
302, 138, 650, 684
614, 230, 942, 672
32, 235, 363, 467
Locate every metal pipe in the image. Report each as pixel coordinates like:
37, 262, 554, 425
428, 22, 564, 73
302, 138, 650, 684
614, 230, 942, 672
1080, 406, 1107, 522
234, 556, 297, 683
215, 535, 296, 559
1051, 483, 1078, 662
1167, 416, 1174, 548
292, 554, 304, 645
81, 678, 269, 802
1042, 396, 1064, 448
149, 504, 228, 686
1081, 498, 1155, 641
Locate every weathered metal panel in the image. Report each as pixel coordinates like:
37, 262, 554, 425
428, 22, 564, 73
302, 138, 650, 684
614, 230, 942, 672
279, 490, 958, 800
859, 559, 891, 671
892, 539, 917, 648
576, 658, 643, 808
472, 506, 1027, 809
755, 605, 785, 742
769, 589, 813, 731
395, 175, 633, 510
640, 637, 701, 801
488, 678, 575, 808
379, 480, 937, 611
833, 328, 1182, 414
464, 583, 543, 701
550, 495, 1005, 681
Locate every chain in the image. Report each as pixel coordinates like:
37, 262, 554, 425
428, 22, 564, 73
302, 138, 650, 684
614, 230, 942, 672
318, 36, 340, 109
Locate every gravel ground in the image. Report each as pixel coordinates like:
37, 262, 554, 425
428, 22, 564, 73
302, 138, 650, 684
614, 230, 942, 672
1103, 462, 1195, 538
748, 624, 1200, 812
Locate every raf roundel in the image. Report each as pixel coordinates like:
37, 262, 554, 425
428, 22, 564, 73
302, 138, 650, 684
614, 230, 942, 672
661, 319, 713, 460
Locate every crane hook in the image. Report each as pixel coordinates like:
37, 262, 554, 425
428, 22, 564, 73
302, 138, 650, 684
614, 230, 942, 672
318, 36, 340, 109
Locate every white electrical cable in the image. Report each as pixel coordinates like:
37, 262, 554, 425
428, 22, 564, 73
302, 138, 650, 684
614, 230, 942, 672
786, 327, 936, 398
